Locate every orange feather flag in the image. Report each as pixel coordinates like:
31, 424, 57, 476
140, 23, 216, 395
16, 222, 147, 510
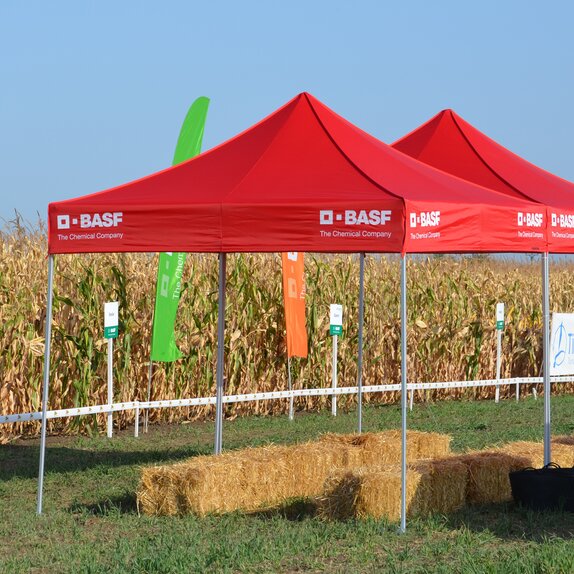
281, 252, 308, 358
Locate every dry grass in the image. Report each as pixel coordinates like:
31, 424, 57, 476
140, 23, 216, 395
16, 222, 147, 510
4, 219, 574, 441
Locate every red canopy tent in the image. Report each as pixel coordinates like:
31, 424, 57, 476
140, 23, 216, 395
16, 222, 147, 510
393, 109, 574, 475
48, 94, 546, 255
392, 109, 574, 253
39, 94, 547, 530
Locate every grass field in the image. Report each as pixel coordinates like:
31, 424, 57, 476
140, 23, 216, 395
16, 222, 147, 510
3, 394, 574, 573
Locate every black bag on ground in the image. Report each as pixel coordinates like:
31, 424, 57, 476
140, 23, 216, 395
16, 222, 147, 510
510, 463, 574, 511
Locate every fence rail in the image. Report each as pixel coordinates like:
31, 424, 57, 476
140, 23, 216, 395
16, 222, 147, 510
2, 375, 573, 426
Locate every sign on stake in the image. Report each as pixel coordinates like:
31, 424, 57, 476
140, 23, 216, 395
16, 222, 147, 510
330, 304, 343, 415
104, 302, 119, 437
495, 302, 504, 403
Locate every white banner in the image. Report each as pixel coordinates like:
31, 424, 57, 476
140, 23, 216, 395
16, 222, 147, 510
550, 313, 574, 375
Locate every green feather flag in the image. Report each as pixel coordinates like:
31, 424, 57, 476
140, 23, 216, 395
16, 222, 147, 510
150, 97, 210, 362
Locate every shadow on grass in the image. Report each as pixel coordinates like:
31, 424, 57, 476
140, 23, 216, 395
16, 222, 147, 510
444, 502, 574, 542
69, 495, 319, 520
249, 499, 319, 521
0, 443, 206, 481
69, 492, 139, 516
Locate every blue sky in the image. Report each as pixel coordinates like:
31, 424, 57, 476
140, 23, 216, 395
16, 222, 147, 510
1, 1, 573, 224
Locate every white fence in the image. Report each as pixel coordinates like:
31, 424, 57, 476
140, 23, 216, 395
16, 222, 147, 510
2, 375, 573, 429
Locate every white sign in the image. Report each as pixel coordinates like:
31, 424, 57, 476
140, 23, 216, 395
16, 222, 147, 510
330, 304, 343, 326
104, 301, 119, 339
550, 313, 574, 375
104, 302, 119, 327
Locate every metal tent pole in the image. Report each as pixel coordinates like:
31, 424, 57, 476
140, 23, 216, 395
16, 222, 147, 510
214, 253, 227, 455
400, 254, 408, 533
37, 255, 55, 515
357, 252, 365, 433
542, 252, 551, 465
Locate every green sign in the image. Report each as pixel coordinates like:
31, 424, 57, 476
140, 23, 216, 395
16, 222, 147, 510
151, 97, 210, 362
330, 325, 343, 336
496, 320, 504, 330
104, 326, 118, 339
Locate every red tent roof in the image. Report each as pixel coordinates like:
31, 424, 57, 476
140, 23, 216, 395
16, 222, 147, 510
48, 94, 545, 255
393, 109, 574, 252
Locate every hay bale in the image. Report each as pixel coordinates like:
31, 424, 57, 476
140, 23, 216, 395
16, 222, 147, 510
410, 458, 467, 516
498, 441, 574, 468
139, 441, 362, 516
320, 430, 451, 466
318, 466, 421, 521
454, 451, 530, 504
318, 458, 466, 521
283, 442, 354, 498
137, 464, 182, 516
176, 452, 249, 515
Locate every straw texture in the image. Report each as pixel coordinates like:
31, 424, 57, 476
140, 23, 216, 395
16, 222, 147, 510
137, 430, 452, 516
318, 458, 467, 521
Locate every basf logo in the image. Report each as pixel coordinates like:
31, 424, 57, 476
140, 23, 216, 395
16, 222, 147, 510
318, 209, 393, 240
551, 213, 574, 228
517, 212, 543, 228
56, 212, 123, 229
408, 211, 440, 228
319, 209, 392, 226
55, 212, 124, 243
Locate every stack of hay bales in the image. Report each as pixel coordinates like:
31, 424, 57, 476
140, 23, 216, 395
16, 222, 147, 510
317, 438, 574, 521
137, 430, 452, 516
140, 430, 574, 520
317, 458, 467, 521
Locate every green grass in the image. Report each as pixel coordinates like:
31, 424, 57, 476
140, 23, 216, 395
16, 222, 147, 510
3, 394, 574, 573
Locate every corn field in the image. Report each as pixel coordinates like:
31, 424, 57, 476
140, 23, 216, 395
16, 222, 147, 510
2, 218, 574, 442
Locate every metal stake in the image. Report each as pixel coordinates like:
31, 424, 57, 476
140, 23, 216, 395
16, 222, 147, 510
331, 335, 338, 416
145, 361, 152, 433
134, 405, 140, 438
107, 337, 113, 438
37, 255, 55, 515
287, 357, 294, 421
495, 329, 502, 403
357, 252, 365, 433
